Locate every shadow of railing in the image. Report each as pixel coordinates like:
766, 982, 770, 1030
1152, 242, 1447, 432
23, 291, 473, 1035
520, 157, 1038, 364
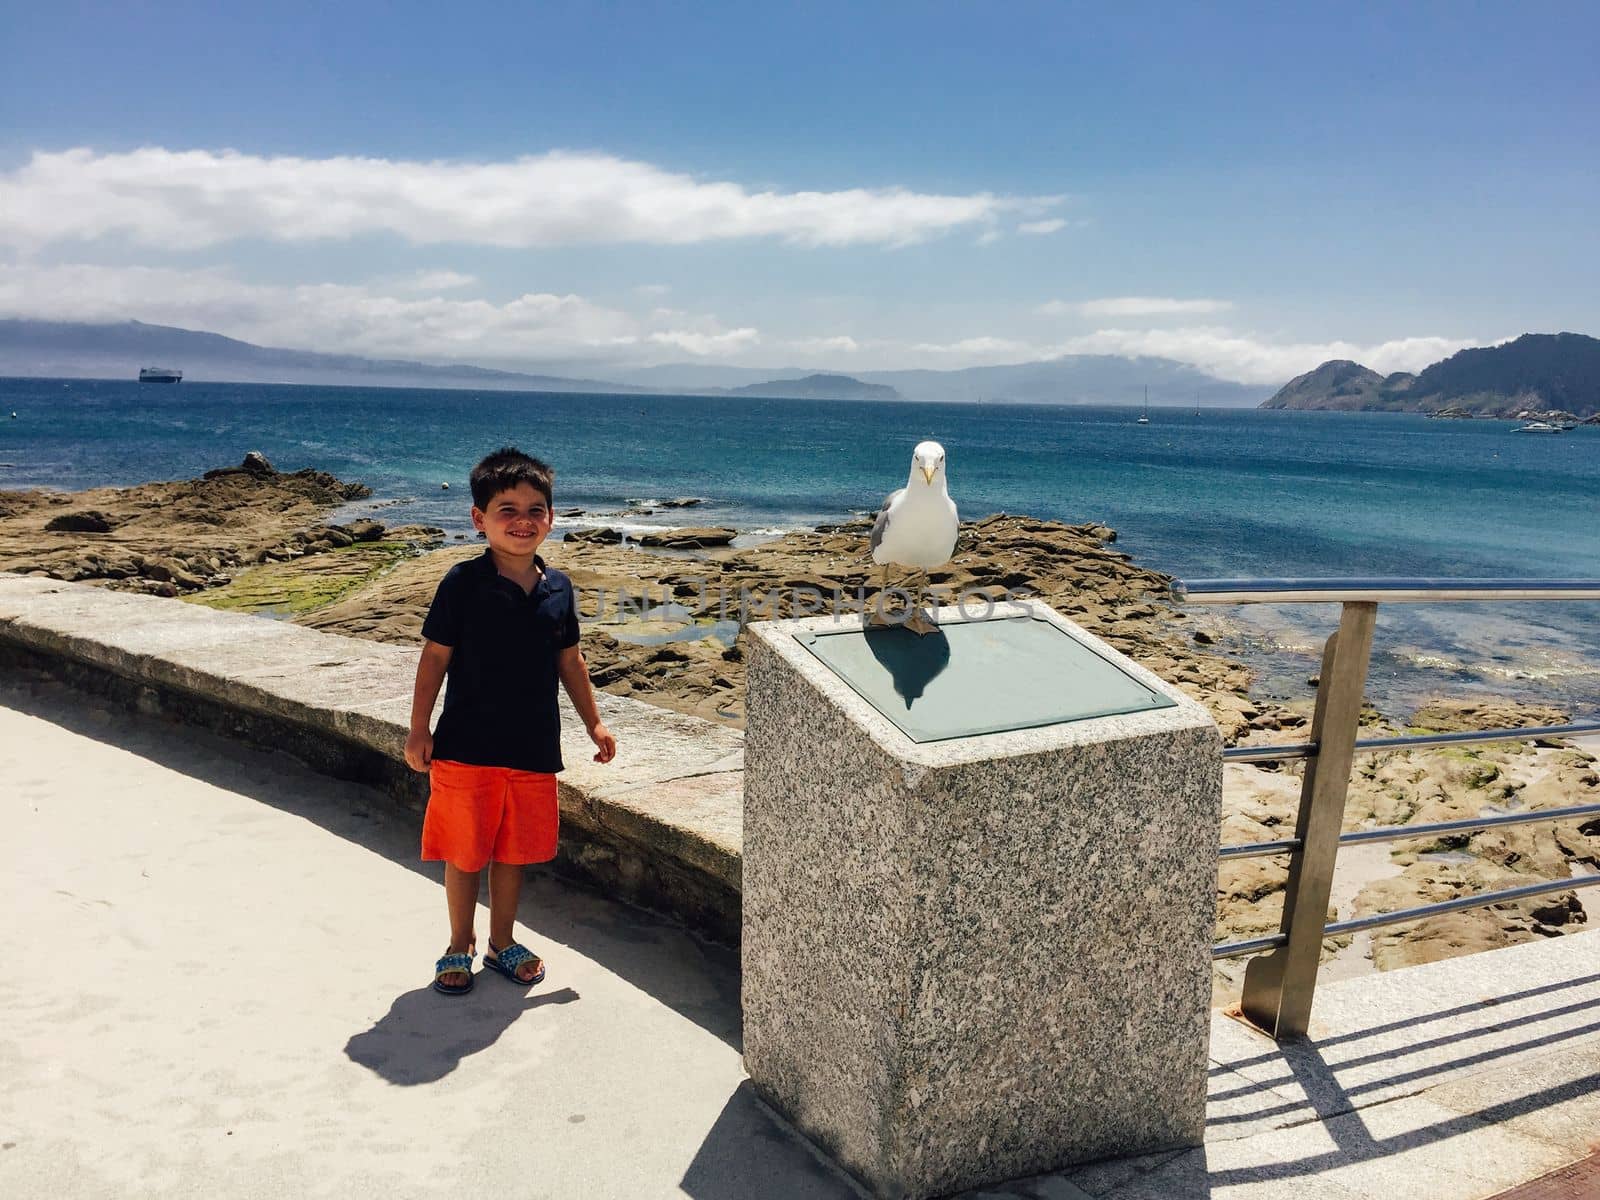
1204, 1069, 1600, 1192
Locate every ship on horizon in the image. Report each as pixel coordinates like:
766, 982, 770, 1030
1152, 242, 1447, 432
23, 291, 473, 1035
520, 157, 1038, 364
138, 367, 183, 383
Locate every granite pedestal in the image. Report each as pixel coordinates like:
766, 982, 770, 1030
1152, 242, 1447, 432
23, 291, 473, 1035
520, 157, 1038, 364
743, 601, 1222, 1199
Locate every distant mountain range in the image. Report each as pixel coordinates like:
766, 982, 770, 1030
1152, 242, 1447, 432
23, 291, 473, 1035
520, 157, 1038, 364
722, 372, 903, 401
0, 318, 1275, 406
856, 356, 1270, 407
0, 319, 649, 395
599, 355, 1274, 406
1262, 333, 1600, 418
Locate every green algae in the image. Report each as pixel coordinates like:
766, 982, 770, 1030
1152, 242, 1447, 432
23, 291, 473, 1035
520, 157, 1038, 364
186, 541, 416, 616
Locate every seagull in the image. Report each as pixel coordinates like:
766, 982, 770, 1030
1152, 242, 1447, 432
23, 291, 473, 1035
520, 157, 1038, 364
869, 440, 958, 635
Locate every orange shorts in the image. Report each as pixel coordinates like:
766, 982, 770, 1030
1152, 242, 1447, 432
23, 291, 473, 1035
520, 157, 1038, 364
421, 759, 559, 871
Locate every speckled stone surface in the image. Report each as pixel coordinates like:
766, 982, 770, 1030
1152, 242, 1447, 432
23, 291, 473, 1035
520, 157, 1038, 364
743, 602, 1223, 1199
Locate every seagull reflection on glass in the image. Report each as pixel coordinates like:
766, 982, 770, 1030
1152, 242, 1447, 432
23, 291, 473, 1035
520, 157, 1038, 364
864, 625, 951, 707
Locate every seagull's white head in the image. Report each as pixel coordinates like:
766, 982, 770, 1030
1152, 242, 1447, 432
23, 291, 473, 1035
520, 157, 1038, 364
911, 440, 947, 487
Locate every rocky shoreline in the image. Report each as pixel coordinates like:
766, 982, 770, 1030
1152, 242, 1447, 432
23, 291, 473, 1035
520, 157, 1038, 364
1427, 406, 1600, 424
3, 458, 1595, 1003
0, 453, 446, 610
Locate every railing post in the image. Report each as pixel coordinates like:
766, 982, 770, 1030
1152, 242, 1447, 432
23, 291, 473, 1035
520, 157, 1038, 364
1240, 600, 1377, 1039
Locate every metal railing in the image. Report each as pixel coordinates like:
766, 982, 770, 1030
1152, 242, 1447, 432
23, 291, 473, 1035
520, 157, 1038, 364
1174, 577, 1600, 1041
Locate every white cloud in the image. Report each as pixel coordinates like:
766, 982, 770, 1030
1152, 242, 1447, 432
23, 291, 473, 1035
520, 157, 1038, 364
1017, 218, 1067, 236
1051, 326, 1479, 384
1357, 336, 1488, 375
0, 260, 1480, 380
791, 326, 1479, 379
786, 335, 862, 354
646, 328, 760, 357
910, 336, 1033, 359
394, 269, 479, 292
1039, 296, 1235, 318
0, 147, 1060, 251
0, 261, 760, 362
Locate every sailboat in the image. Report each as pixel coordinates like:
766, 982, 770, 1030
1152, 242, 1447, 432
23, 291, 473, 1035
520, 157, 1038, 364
1137, 386, 1150, 424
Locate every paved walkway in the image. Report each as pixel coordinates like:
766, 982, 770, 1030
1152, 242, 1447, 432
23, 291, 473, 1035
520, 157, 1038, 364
4, 674, 1598, 1199
1040, 932, 1600, 1200
0, 676, 848, 1200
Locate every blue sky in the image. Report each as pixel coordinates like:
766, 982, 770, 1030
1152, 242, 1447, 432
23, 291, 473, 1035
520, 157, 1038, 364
2, 1, 1596, 382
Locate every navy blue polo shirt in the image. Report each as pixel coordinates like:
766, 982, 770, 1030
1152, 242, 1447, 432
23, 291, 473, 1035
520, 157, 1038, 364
421, 551, 581, 773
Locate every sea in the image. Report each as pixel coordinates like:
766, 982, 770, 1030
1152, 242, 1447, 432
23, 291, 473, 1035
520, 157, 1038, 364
2, 376, 1596, 721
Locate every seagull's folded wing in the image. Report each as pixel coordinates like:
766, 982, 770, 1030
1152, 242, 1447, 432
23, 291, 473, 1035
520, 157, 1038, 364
869, 489, 903, 556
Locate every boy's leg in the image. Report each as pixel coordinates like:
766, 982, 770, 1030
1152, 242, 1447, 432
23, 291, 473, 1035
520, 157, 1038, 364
423, 760, 495, 987
487, 861, 542, 982
441, 862, 480, 988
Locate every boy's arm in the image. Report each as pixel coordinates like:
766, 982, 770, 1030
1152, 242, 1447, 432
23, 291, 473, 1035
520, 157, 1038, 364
558, 644, 616, 764
404, 640, 453, 773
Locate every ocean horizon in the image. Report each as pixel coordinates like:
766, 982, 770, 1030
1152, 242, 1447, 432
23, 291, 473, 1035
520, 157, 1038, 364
3, 374, 1597, 720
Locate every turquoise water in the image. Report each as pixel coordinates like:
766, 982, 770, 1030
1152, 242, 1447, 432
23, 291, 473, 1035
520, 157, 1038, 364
2, 376, 1597, 716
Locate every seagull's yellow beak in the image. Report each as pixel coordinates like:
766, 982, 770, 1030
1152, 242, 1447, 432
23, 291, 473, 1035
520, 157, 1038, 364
920, 465, 936, 484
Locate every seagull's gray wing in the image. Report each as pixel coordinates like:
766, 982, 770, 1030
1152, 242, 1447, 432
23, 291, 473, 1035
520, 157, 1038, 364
869, 488, 903, 553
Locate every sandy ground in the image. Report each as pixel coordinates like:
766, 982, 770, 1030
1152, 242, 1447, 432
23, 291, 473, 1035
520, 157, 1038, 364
0, 676, 854, 1200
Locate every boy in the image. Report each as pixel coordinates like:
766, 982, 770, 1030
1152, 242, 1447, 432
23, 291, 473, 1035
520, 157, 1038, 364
404, 447, 616, 995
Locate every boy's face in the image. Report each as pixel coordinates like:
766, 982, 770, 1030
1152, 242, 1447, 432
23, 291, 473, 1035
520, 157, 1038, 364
471, 482, 553, 559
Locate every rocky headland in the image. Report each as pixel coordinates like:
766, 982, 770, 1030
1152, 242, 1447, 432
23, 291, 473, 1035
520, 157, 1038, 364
3, 459, 1595, 1003
1261, 332, 1600, 418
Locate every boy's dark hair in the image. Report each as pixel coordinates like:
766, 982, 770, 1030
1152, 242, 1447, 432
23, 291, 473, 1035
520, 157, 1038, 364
469, 447, 555, 510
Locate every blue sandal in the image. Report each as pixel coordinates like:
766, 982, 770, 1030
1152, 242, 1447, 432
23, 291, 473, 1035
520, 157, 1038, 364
433, 948, 475, 995
484, 940, 545, 986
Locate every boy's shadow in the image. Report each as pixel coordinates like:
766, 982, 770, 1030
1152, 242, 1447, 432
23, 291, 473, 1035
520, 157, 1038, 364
345, 984, 580, 1085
